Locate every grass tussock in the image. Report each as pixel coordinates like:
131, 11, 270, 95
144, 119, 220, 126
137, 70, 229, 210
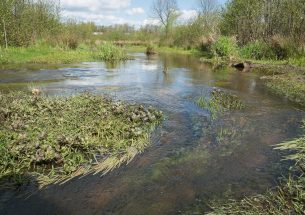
261, 72, 305, 107
196, 88, 245, 119
94, 43, 128, 62
208, 120, 305, 215
0, 91, 162, 188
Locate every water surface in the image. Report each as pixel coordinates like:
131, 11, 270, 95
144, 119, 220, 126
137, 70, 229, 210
0, 53, 304, 214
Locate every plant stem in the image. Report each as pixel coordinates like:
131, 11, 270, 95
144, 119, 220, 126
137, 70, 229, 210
2, 19, 8, 49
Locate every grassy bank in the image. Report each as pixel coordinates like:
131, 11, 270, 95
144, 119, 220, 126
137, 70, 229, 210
197, 36, 305, 69
0, 91, 162, 188
0, 45, 93, 65
0, 42, 129, 67
126, 45, 199, 55
261, 71, 305, 107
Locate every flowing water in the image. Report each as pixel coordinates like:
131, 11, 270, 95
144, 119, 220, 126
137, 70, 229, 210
0, 53, 304, 215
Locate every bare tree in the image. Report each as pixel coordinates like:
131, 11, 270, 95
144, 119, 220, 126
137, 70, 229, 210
152, 0, 179, 38
198, 0, 218, 15
197, 0, 220, 34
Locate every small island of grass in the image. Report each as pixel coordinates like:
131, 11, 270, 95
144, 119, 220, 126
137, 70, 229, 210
0, 91, 163, 188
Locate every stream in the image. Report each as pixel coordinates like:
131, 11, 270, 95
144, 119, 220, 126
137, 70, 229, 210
0, 53, 304, 214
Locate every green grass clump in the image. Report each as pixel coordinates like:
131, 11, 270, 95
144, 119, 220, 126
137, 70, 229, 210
95, 43, 128, 61
207, 120, 305, 215
262, 72, 305, 106
0, 91, 162, 188
239, 41, 275, 60
197, 89, 245, 119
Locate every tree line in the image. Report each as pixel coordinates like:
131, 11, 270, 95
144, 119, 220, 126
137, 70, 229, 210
1, 0, 305, 59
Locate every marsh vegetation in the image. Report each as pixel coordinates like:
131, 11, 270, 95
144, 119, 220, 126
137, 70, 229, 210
0, 92, 162, 188
197, 88, 245, 119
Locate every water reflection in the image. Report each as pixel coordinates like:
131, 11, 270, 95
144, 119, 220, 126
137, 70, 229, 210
0, 53, 304, 215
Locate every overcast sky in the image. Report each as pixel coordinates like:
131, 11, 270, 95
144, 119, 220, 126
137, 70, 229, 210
60, 0, 227, 26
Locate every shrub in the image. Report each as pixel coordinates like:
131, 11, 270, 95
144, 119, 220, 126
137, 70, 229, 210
95, 43, 127, 61
211, 36, 238, 58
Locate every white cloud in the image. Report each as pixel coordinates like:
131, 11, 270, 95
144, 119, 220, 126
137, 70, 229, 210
59, 0, 198, 26
126, 7, 145, 15
60, 0, 131, 12
179, 10, 198, 21
59, 0, 150, 26
142, 18, 160, 26
62, 10, 125, 24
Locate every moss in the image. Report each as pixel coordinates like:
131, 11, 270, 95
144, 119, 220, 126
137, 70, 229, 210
0, 91, 162, 188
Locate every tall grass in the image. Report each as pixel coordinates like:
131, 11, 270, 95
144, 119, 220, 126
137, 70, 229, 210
211, 36, 238, 58
239, 41, 275, 60
94, 43, 128, 61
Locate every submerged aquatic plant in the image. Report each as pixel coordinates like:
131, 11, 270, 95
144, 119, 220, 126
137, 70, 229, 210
205, 120, 305, 215
197, 88, 246, 119
0, 92, 162, 188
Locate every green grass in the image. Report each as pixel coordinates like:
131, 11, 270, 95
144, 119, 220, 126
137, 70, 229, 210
0, 44, 94, 65
0, 91, 162, 188
261, 72, 305, 106
94, 42, 129, 61
196, 89, 246, 119
0, 42, 130, 67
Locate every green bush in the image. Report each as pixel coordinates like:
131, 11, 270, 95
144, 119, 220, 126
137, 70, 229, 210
95, 43, 127, 61
211, 36, 238, 58
239, 41, 275, 60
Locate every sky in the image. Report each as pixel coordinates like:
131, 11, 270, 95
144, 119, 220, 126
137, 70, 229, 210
61, 0, 227, 27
